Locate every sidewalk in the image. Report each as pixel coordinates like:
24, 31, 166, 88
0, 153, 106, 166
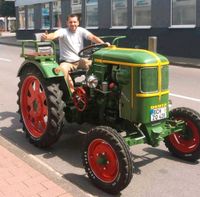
168, 56, 200, 68
0, 136, 73, 197
0, 31, 200, 68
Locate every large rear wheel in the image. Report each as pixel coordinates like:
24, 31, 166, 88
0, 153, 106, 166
82, 126, 133, 194
164, 107, 200, 161
17, 67, 65, 148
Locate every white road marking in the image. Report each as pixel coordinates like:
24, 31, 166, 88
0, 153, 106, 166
170, 93, 200, 102
0, 57, 11, 62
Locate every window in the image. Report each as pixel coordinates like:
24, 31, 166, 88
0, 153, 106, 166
18, 6, 25, 29
41, 3, 50, 29
71, 0, 82, 21
27, 6, 34, 29
133, 0, 151, 26
171, 0, 196, 26
71, 0, 82, 14
112, 0, 127, 27
53, 0, 62, 28
85, 0, 98, 27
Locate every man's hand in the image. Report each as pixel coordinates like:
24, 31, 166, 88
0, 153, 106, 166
41, 31, 58, 41
41, 33, 48, 41
105, 42, 111, 47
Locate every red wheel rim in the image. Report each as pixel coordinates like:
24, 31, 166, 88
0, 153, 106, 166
88, 139, 119, 183
21, 76, 48, 138
169, 118, 200, 153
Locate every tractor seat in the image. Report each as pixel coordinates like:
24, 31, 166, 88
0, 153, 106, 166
24, 52, 52, 57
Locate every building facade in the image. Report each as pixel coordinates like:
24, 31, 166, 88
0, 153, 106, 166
15, 0, 200, 59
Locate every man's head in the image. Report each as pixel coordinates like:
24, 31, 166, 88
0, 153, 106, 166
66, 14, 80, 32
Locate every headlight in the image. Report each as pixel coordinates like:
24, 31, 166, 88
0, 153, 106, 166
86, 74, 98, 88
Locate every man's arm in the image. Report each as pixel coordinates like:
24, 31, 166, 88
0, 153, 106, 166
87, 33, 105, 44
87, 33, 111, 46
41, 30, 60, 41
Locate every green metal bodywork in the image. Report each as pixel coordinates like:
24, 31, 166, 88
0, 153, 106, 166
92, 46, 169, 123
93, 46, 169, 65
18, 59, 64, 78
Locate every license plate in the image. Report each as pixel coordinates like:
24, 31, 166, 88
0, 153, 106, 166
150, 107, 167, 121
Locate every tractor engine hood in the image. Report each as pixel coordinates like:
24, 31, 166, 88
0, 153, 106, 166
93, 46, 169, 67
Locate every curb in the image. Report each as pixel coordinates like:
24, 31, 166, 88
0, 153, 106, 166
169, 61, 200, 69
0, 40, 21, 47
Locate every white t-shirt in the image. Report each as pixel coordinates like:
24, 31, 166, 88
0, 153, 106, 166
56, 27, 91, 62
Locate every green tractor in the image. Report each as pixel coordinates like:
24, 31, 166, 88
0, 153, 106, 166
17, 37, 200, 194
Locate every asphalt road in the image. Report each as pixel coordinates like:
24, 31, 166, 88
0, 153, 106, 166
169, 65, 200, 112
0, 44, 200, 197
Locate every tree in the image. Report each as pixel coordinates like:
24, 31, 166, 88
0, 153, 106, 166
0, 0, 15, 17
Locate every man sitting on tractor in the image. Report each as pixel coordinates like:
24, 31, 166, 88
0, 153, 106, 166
41, 14, 108, 94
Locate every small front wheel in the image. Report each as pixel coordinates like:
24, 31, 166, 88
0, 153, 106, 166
82, 126, 133, 194
164, 107, 200, 161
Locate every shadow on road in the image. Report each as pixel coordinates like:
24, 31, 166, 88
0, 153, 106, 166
63, 173, 120, 197
131, 147, 198, 175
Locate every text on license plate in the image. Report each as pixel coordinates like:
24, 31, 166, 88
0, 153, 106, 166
150, 107, 167, 121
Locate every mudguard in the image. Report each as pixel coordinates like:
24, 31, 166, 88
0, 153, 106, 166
17, 59, 64, 78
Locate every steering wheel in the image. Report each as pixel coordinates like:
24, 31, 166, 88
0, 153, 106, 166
78, 43, 109, 58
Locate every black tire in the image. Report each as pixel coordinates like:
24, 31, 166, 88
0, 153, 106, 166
82, 126, 133, 194
164, 107, 200, 161
17, 66, 65, 148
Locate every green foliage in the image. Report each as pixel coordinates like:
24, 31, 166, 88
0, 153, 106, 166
0, 0, 15, 17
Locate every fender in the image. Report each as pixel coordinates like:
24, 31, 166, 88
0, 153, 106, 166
17, 59, 64, 78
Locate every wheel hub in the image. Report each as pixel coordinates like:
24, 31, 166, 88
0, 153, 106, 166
96, 153, 108, 165
33, 99, 38, 112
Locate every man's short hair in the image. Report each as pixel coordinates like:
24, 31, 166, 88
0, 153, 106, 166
67, 14, 80, 21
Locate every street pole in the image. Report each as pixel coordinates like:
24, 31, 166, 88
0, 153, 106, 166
148, 36, 157, 52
